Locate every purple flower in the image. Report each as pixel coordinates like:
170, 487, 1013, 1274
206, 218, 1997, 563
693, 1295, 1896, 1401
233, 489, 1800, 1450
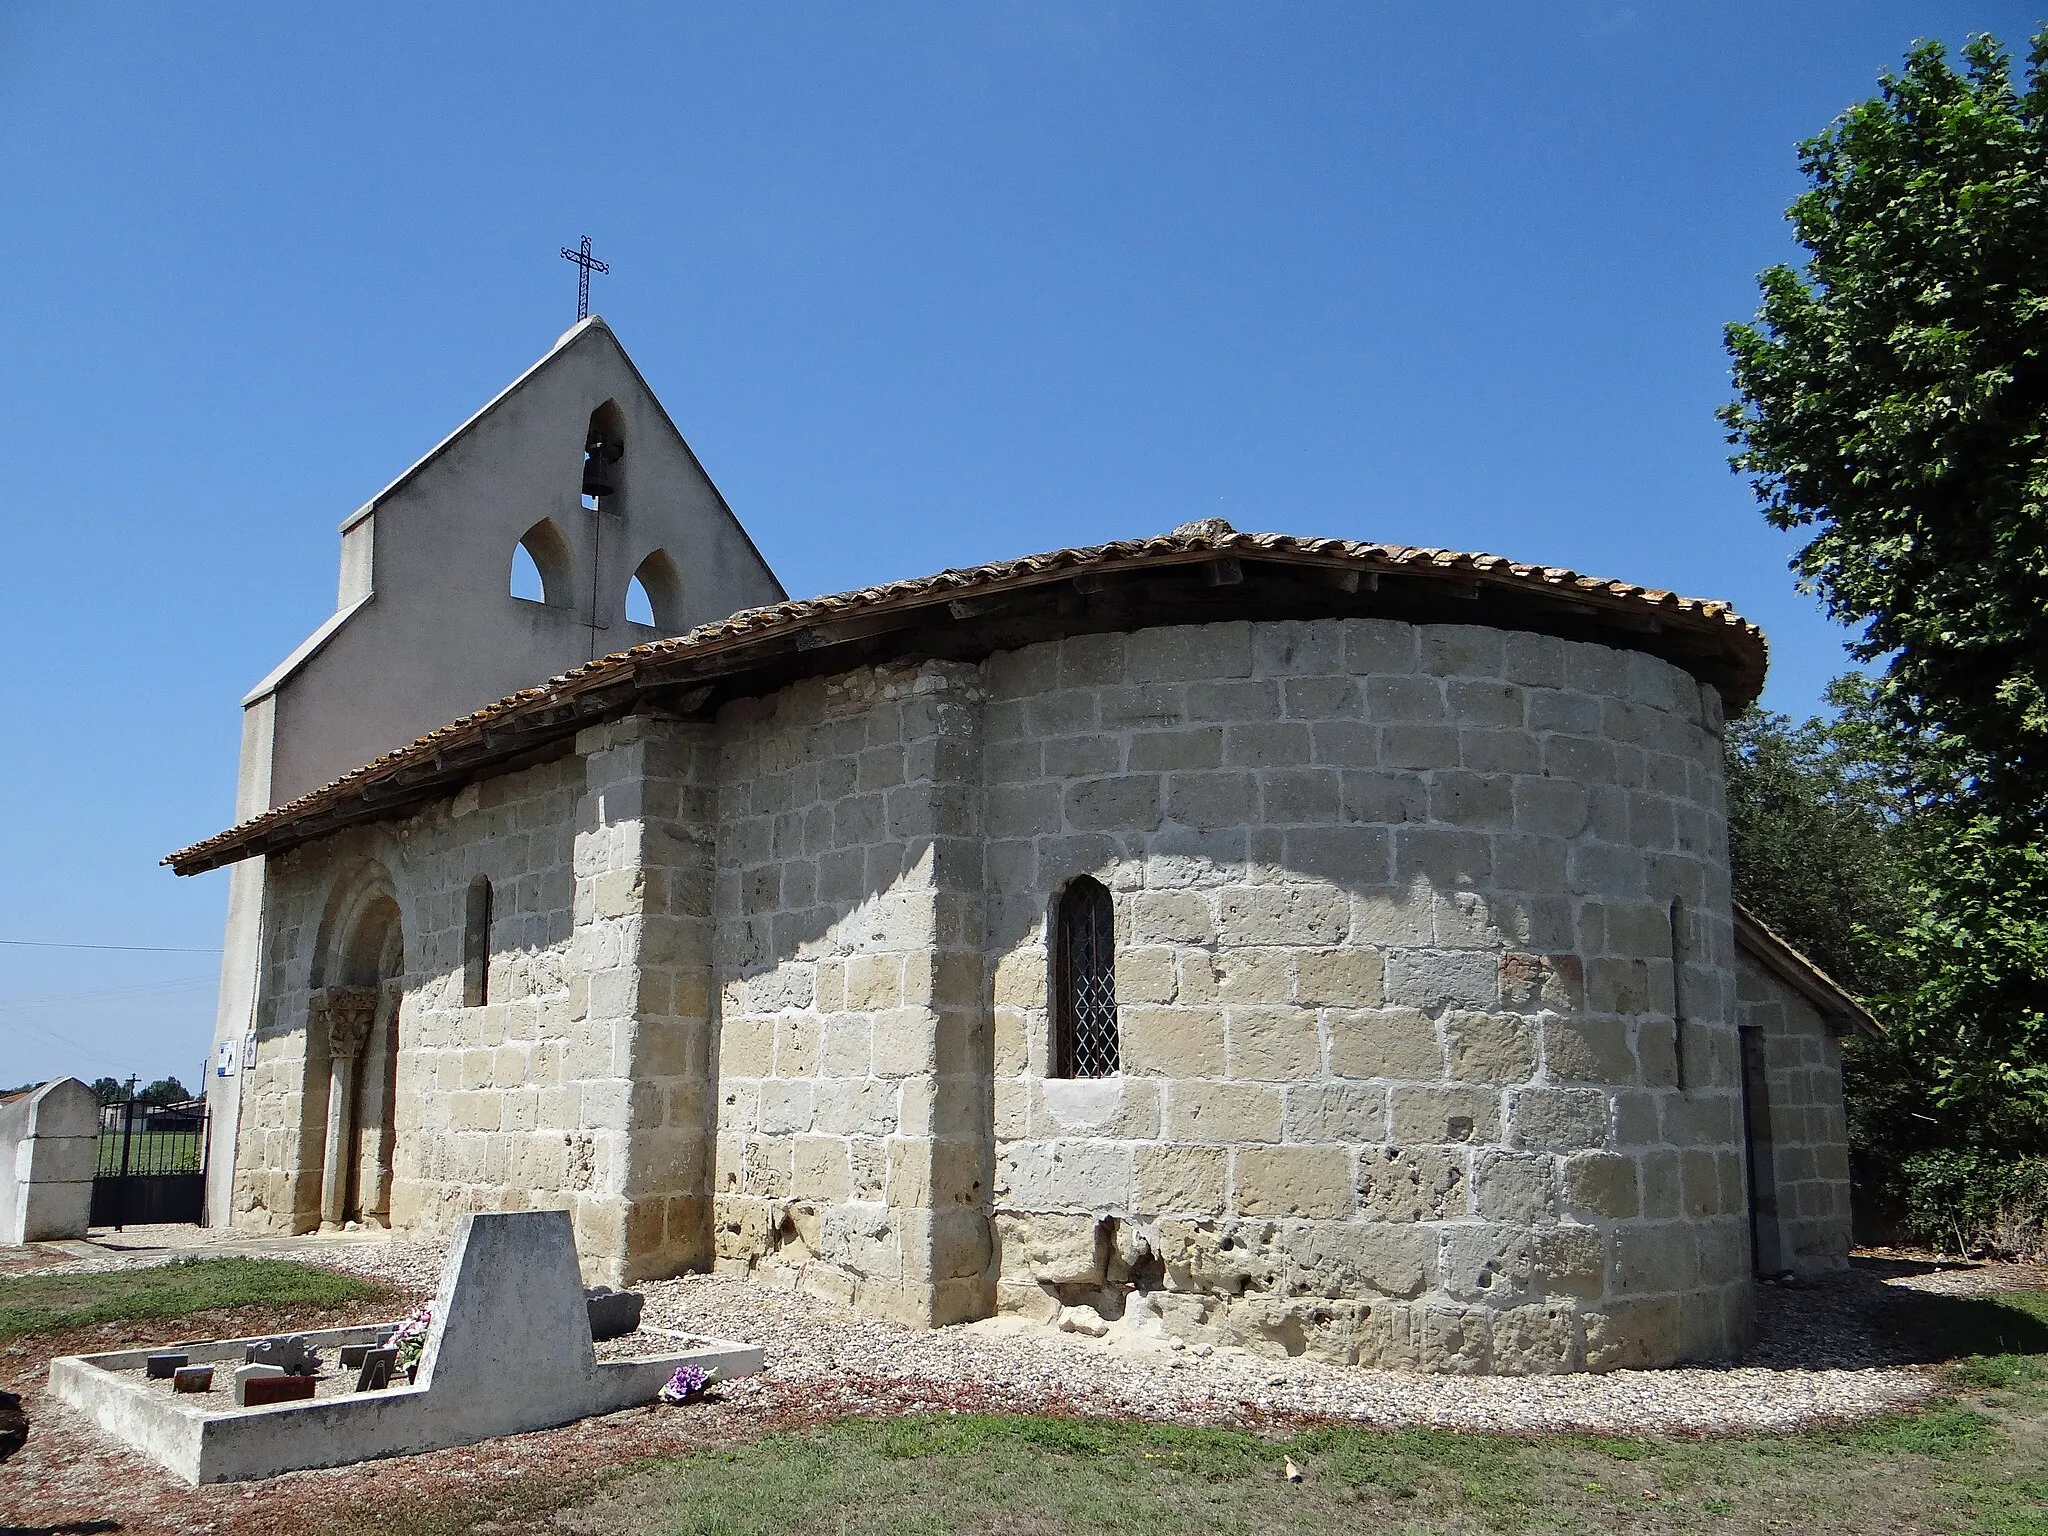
659, 1364, 713, 1404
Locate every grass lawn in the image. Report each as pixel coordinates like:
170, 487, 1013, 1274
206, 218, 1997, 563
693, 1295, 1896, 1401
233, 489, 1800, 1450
0, 1257, 387, 1342
529, 1288, 2048, 1536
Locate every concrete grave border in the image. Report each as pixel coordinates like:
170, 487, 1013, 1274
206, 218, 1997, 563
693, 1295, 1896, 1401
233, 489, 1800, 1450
49, 1210, 762, 1484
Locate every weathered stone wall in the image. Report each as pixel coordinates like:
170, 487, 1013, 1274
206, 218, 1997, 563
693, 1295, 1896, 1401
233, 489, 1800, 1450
235, 724, 721, 1284
234, 612, 1769, 1368
983, 619, 1750, 1372
1734, 954, 1854, 1275
708, 661, 992, 1326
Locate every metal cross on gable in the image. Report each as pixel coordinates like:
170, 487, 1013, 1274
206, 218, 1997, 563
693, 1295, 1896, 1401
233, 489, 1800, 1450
559, 235, 609, 321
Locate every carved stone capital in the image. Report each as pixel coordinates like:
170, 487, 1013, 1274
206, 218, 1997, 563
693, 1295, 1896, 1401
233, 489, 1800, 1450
316, 985, 380, 1060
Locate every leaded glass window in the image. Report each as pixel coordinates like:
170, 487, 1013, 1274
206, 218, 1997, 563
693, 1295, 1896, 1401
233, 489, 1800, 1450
1053, 876, 1119, 1078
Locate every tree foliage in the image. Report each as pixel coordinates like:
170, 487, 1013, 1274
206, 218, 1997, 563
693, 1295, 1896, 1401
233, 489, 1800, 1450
1724, 678, 1915, 998
1725, 30, 2048, 1148
1722, 31, 2048, 814
1724, 686, 1943, 1162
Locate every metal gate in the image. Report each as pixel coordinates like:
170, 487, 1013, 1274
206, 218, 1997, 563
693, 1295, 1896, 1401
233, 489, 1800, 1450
90, 1098, 208, 1227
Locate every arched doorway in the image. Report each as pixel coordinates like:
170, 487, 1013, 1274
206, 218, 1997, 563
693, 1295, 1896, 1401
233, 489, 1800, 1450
311, 871, 404, 1231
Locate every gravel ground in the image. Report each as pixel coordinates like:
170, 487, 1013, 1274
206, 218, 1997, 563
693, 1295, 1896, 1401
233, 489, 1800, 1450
634, 1271, 1938, 1436
5, 1229, 2044, 1535
19, 1226, 2022, 1435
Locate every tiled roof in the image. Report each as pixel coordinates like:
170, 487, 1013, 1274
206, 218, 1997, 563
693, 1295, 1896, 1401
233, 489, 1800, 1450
165, 523, 1768, 875
1733, 903, 1882, 1037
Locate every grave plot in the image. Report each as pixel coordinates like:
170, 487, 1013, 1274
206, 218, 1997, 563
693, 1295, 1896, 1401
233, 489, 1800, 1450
46, 1209, 762, 1485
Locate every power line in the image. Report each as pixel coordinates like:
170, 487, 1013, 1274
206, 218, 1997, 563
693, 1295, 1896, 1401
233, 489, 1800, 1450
0, 1015, 139, 1077
0, 976, 215, 1011
0, 939, 221, 954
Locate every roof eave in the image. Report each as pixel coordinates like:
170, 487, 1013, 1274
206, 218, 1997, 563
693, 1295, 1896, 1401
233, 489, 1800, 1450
1733, 903, 1883, 1038
165, 530, 1768, 876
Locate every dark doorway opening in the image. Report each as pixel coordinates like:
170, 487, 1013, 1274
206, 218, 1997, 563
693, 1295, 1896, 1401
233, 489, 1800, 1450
1738, 1025, 1781, 1275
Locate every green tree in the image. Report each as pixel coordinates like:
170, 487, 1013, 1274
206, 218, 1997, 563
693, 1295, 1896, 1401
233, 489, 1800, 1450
1723, 681, 1947, 1163
87, 1077, 126, 1107
1723, 30, 2048, 1141
1722, 31, 2048, 813
137, 1076, 190, 1107
1724, 676, 1916, 998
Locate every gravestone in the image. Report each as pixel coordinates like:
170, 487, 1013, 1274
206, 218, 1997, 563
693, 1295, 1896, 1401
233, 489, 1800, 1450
354, 1347, 395, 1393
584, 1286, 644, 1341
242, 1376, 316, 1408
233, 1363, 285, 1407
246, 1337, 319, 1375
147, 1352, 188, 1379
49, 1209, 763, 1484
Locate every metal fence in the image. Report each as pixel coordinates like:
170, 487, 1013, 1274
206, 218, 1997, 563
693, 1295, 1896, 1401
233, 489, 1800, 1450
90, 1098, 207, 1227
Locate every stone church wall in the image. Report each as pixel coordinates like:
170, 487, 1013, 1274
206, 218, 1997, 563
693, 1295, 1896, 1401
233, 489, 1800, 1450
979, 619, 1749, 1372
707, 662, 992, 1326
1733, 954, 1854, 1276
238, 755, 584, 1237
232, 612, 1758, 1367
234, 725, 722, 1284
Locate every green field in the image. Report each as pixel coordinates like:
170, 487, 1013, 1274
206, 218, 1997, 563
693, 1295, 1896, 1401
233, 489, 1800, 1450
93, 1126, 204, 1176
381, 1289, 2048, 1536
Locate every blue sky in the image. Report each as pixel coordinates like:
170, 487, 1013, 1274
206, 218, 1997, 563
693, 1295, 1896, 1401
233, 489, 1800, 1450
2, 2, 2037, 1089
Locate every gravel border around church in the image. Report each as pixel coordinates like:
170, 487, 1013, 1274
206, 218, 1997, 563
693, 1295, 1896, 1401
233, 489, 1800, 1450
25, 1229, 2034, 1436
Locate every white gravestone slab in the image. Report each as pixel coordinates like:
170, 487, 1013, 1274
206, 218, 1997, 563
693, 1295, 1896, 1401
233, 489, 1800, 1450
48, 1209, 762, 1484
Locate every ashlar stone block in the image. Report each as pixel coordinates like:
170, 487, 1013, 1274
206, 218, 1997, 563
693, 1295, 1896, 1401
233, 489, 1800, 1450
1443, 1011, 1536, 1083
1328, 1007, 1441, 1080
1136, 1144, 1228, 1214
1294, 947, 1386, 1007
1233, 1146, 1354, 1219
1356, 1146, 1466, 1221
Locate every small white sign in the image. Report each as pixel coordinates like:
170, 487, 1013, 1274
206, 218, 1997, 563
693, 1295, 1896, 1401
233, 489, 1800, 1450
242, 1033, 259, 1071
215, 1038, 237, 1078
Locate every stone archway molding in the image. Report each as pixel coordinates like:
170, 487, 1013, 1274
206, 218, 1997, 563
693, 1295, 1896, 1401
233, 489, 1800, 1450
313, 984, 380, 1231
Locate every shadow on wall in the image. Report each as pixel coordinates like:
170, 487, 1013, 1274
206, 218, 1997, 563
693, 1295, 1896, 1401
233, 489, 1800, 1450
700, 626, 1737, 1343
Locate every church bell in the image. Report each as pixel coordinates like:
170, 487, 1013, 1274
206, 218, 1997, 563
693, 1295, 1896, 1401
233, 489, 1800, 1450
581, 440, 620, 500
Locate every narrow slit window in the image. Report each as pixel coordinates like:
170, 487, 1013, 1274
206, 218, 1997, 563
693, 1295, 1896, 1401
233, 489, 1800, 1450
1052, 876, 1118, 1078
1669, 898, 1687, 1090
464, 875, 493, 1008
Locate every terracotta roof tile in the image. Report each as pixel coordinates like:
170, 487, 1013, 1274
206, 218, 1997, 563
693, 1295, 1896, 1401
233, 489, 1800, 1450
165, 525, 1766, 874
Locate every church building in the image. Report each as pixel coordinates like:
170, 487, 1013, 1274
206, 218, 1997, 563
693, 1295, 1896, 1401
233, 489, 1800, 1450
171, 320, 1872, 1374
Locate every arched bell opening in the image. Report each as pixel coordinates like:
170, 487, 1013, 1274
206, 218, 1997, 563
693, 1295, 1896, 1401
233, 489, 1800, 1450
309, 867, 406, 1233
626, 548, 685, 631
511, 518, 574, 608
581, 399, 626, 510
